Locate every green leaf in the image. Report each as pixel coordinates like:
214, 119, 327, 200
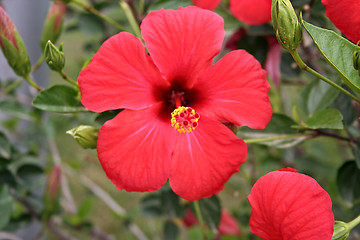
302, 21, 360, 93
140, 193, 162, 218
191, 195, 221, 231
148, 0, 192, 11
238, 114, 308, 148
77, 197, 94, 221
351, 142, 360, 169
300, 78, 340, 115
164, 221, 179, 240
0, 99, 33, 120
332, 90, 357, 126
304, 108, 343, 129
78, 13, 106, 36
0, 185, 13, 229
33, 85, 87, 113
16, 165, 46, 191
0, 132, 11, 160
337, 161, 360, 205
94, 110, 122, 125
140, 186, 185, 219
160, 187, 185, 219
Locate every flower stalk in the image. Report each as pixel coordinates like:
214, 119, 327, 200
24, 75, 43, 92
119, 0, 142, 40
194, 201, 207, 240
70, 0, 130, 32
290, 50, 360, 103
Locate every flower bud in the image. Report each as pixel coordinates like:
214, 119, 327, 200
40, 1, 66, 50
271, 0, 302, 51
0, 6, 31, 77
332, 221, 349, 240
66, 125, 98, 149
43, 165, 61, 220
353, 48, 360, 76
44, 40, 65, 72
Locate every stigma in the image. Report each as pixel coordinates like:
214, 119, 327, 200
171, 106, 200, 133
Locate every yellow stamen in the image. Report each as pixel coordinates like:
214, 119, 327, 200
171, 106, 200, 133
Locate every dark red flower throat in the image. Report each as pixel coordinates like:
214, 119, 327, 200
156, 79, 201, 117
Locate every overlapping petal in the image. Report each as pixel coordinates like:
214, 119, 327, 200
248, 169, 334, 240
78, 32, 167, 112
194, 50, 272, 129
322, 0, 360, 43
169, 116, 247, 201
97, 104, 175, 192
192, 0, 222, 10
230, 0, 272, 25
141, 6, 225, 87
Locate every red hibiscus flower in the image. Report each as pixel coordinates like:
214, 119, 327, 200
192, 0, 272, 25
248, 168, 334, 239
322, 0, 360, 43
78, 6, 272, 201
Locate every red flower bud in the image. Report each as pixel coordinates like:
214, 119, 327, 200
0, 6, 31, 77
0, 6, 17, 49
40, 1, 66, 50
46, 165, 61, 199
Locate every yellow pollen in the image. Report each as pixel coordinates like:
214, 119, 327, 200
171, 106, 200, 133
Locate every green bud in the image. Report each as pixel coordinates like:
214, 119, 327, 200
44, 40, 65, 72
40, 1, 67, 50
332, 221, 350, 240
0, 7, 31, 77
271, 0, 303, 51
66, 125, 98, 149
353, 48, 360, 76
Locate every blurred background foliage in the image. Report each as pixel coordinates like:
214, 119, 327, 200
0, 0, 360, 239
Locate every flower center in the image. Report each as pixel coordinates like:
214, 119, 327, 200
171, 106, 200, 133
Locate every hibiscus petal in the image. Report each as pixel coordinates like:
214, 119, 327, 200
169, 116, 247, 201
248, 170, 334, 240
322, 0, 360, 43
141, 6, 224, 87
78, 32, 167, 112
229, 0, 272, 25
192, 0, 222, 10
97, 104, 175, 192
194, 50, 272, 129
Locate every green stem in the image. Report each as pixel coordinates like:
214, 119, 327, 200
0, 78, 23, 97
347, 215, 360, 231
24, 75, 43, 91
32, 55, 45, 72
119, 0, 142, 40
193, 201, 207, 240
139, 0, 145, 17
71, 0, 131, 32
244, 133, 312, 144
1, 56, 45, 97
290, 50, 360, 103
59, 70, 79, 89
